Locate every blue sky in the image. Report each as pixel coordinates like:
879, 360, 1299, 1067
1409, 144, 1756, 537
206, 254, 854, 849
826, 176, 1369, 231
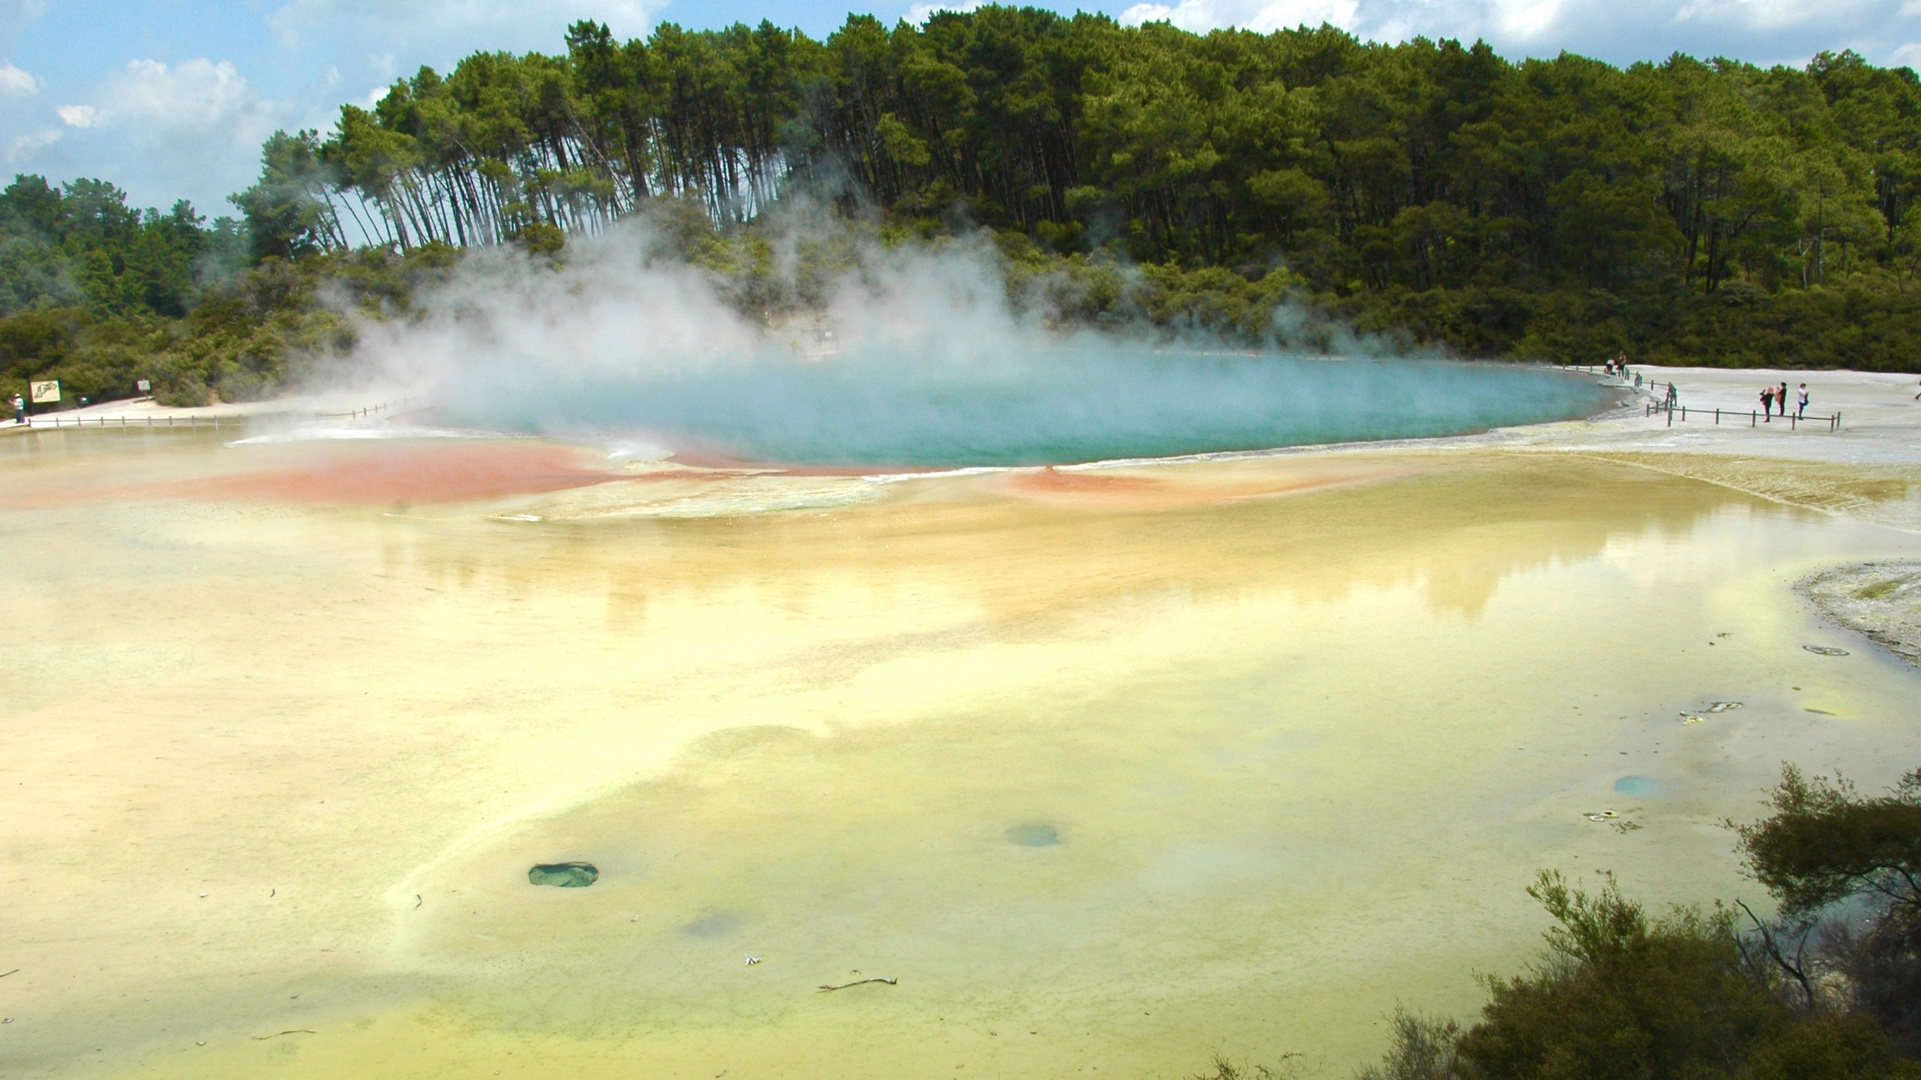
2, 0, 1916, 219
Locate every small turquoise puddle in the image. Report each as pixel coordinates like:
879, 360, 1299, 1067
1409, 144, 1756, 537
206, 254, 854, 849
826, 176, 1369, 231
1007, 823, 1060, 847
1613, 776, 1662, 797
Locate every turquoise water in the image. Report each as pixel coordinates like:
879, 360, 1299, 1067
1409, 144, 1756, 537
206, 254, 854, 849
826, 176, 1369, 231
440, 348, 1614, 467
1006, 823, 1061, 846
1614, 775, 1663, 797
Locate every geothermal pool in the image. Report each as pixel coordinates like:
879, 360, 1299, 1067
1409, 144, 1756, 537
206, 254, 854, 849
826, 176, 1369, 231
2, 428, 1918, 1080
436, 351, 1615, 467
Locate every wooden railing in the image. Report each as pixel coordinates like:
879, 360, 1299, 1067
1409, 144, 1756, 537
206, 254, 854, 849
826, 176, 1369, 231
16, 399, 413, 431
1556, 365, 1841, 433
1645, 401, 1840, 432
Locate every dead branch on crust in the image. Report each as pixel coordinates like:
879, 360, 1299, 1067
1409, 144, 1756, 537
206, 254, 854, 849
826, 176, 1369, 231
817, 977, 897, 991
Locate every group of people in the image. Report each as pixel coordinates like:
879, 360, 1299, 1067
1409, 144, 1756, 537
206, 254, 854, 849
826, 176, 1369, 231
1759, 381, 1809, 421
1602, 355, 1815, 422
1604, 354, 1647, 389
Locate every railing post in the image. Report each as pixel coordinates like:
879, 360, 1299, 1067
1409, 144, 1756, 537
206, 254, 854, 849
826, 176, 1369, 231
1714, 408, 1720, 424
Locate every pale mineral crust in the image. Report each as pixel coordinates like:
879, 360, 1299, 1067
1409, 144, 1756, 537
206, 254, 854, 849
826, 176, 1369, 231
1800, 562, 1921, 667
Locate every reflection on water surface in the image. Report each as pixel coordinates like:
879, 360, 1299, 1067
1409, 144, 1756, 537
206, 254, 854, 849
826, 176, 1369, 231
0, 434, 1916, 1080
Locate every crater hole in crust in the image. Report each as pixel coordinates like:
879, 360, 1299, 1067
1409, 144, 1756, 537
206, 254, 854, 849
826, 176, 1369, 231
528, 862, 599, 888
1006, 823, 1060, 847
682, 911, 744, 937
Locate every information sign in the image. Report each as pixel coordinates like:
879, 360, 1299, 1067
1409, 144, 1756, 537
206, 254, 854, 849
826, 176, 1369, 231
30, 379, 60, 404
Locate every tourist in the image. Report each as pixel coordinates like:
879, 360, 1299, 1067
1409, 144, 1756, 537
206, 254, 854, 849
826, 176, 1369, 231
1761, 386, 1774, 420
1797, 384, 1809, 418
1778, 382, 1788, 418
11, 392, 23, 425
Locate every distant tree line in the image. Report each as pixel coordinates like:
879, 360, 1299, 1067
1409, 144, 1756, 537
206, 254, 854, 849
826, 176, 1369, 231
223, 11, 1921, 368
0, 175, 451, 406
7, 8, 1921, 406
0, 176, 246, 318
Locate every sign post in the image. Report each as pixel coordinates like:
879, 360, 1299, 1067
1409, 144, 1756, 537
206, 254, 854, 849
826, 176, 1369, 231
30, 379, 60, 405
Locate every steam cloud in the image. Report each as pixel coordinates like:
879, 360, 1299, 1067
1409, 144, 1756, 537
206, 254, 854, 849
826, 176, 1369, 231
352, 222, 1612, 468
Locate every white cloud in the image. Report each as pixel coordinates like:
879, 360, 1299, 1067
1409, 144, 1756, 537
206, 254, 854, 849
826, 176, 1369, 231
0, 58, 37, 94
1119, 0, 1921, 66
1123, 0, 1361, 31
6, 128, 57, 163
1248, 0, 1363, 30
908, 0, 986, 22
266, 0, 652, 51
92, 59, 266, 134
32, 58, 290, 213
0, 0, 43, 53
1673, 0, 1879, 31
1492, 0, 1566, 40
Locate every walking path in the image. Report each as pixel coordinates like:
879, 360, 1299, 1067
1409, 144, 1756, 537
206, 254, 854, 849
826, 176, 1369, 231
2, 391, 412, 436
1490, 366, 1921, 468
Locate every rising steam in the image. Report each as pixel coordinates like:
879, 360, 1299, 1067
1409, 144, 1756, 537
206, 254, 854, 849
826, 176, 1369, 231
351, 222, 1611, 468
